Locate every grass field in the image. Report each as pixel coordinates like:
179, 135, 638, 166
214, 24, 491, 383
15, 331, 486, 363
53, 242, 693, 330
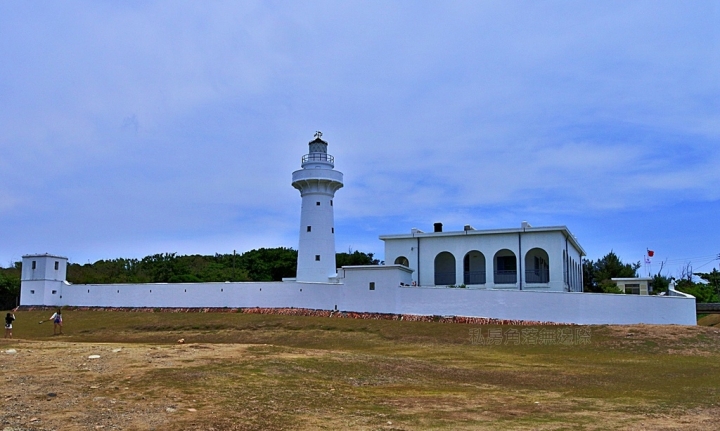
2, 309, 720, 430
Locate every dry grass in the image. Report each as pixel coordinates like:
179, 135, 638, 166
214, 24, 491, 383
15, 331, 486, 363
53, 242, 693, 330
698, 314, 720, 327
2, 309, 720, 430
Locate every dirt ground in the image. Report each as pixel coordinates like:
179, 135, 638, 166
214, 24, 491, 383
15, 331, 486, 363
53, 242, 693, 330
2, 340, 243, 431
1, 317, 720, 430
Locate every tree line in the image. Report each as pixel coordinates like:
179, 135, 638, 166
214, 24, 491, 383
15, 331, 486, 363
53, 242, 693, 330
0, 266, 20, 311
0, 248, 380, 309
583, 251, 720, 302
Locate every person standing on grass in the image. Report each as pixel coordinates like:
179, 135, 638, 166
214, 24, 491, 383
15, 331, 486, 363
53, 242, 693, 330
50, 309, 63, 335
5, 307, 18, 338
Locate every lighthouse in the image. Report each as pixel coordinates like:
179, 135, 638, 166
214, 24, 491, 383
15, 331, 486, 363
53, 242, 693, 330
292, 132, 344, 282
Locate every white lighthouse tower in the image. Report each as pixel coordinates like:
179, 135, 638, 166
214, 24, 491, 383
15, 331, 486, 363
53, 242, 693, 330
292, 132, 344, 282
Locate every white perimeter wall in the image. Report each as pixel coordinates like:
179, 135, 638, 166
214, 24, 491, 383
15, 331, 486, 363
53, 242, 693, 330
23, 280, 341, 310
393, 287, 696, 325
21, 265, 696, 325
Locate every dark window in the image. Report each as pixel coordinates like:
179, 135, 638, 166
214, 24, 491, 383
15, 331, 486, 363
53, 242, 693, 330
624, 284, 641, 295
51, 290, 57, 294
32, 261, 36, 269
331, 227, 334, 233
30, 290, 35, 294
434, 251, 456, 285
496, 256, 517, 271
369, 282, 375, 290
307, 226, 312, 232
315, 255, 320, 261
54, 261, 59, 270
316, 201, 320, 206
330, 200, 333, 206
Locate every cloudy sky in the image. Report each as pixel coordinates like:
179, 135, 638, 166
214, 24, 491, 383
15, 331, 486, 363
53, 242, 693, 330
1, 1, 718, 278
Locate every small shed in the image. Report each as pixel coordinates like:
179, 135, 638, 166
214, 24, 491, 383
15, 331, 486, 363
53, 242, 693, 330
611, 277, 652, 295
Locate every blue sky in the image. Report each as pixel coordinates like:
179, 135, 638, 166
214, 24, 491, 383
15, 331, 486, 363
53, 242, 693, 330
1, 1, 718, 278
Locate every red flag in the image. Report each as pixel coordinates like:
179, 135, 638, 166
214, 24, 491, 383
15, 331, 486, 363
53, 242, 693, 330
647, 249, 654, 257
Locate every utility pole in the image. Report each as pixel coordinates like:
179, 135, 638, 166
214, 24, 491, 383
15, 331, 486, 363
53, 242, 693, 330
233, 249, 236, 282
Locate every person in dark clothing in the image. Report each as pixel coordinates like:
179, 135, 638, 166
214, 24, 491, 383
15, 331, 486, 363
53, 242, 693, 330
5, 309, 17, 339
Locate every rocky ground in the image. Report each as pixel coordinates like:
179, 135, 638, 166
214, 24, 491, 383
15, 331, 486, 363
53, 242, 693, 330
1, 340, 246, 431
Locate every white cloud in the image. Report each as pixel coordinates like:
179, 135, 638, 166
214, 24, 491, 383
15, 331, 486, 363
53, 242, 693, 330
0, 1, 718, 266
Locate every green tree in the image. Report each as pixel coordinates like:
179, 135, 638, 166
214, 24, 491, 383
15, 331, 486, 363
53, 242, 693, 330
694, 269, 720, 297
665, 263, 720, 303
675, 278, 719, 303
60, 247, 381, 285
650, 273, 671, 295
672, 268, 720, 303
583, 251, 640, 293
0, 270, 20, 310
336, 251, 380, 267
238, 248, 297, 281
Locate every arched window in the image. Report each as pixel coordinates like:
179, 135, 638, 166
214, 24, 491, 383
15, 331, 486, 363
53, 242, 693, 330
577, 262, 582, 292
434, 252, 456, 286
394, 256, 409, 267
525, 248, 550, 283
493, 249, 517, 284
572, 260, 577, 290
563, 250, 568, 285
463, 251, 486, 284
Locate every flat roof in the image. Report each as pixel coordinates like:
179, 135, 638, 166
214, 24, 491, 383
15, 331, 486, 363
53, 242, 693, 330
22, 253, 68, 260
379, 225, 586, 256
342, 264, 413, 273
612, 277, 652, 281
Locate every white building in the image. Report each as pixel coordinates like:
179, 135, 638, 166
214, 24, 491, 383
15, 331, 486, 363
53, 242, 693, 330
382, 222, 585, 292
18, 134, 697, 325
612, 277, 652, 295
20, 253, 68, 306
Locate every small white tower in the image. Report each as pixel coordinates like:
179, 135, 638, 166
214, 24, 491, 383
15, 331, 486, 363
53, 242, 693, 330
20, 253, 68, 306
292, 132, 344, 282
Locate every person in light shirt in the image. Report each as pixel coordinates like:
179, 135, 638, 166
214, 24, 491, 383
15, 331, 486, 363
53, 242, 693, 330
49, 309, 63, 335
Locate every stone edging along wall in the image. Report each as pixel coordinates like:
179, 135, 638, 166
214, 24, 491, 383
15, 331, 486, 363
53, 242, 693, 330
18, 306, 569, 326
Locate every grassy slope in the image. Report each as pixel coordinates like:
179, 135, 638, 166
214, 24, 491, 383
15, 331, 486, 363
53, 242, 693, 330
6, 309, 720, 430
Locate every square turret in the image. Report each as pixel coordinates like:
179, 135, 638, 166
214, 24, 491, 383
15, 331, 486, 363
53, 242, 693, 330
20, 254, 68, 306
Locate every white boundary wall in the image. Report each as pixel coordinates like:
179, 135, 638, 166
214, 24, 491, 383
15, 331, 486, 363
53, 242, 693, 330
21, 265, 696, 325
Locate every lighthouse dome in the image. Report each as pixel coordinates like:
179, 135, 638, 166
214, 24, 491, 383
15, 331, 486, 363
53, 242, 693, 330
308, 137, 328, 154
